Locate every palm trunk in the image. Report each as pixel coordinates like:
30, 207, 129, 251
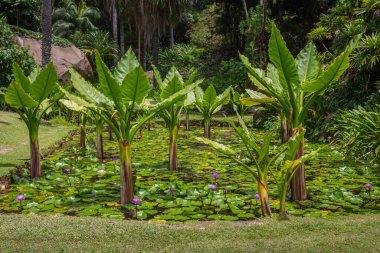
137, 30, 141, 63
119, 141, 133, 204
170, 24, 175, 48
258, 178, 271, 216
41, 0, 52, 67
96, 125, 104, 162
259, 0, 268, 64
169, 125, 179, 171
290, 128, 307, 201
204, 118, 211, 139
152, 29, 159, 88
185, 110, 190, 131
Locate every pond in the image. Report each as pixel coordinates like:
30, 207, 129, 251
0, 126, 378, 223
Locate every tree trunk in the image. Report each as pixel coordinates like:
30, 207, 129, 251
29, 130, 41, 178
96, 125, 104, 162
185, 110, 190, 131
241, 0, 249, 19
119, 18, 125, 54
204, 118, 211, 139
152, 29, 159, 88
169, 125, 179, 171
41, 0, 52, 67
112, 0, 118, 45
137, 30, 141, 63
108, 126, 114, 141
119, 141, 133, 204
258, 178, 271, 216
169, 24, 175, 48
290, 128, 307, 201
259, 0, 268, 64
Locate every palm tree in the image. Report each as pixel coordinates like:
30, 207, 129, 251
52, 0, 101, 38
41, 0, 52, 66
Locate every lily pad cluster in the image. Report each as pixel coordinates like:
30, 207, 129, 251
0, 127, 378, 223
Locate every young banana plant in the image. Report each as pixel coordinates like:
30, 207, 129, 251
194, 84, 230, 138
62, 49, 199, 204
4, 63, 59, 178
196, 113, 317, 218
152, 66, 201, 170
240, 24, 361, 200
60, 99, 105, 161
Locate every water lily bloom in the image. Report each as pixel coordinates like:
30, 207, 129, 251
223, 189, 228, 194
64, 168, 71, 174
212, 173, 219, 179
254, 194, 260, 200
113, 157, 118, 162
364, 183, 372, 189
132, 198, 141, 205
170, 187, 175, 193
259, 141, 263, 145
16, 194, 25, 201
210, 185, 217, 191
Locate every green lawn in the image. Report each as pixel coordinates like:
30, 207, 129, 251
0, 111, 72, 177
0, 213, 379, 252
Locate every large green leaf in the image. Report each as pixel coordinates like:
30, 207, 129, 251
151, 80, 202, 113
152, 65, 164, 89
5, 81, 38, 109
95, 52, 121, 106
296, 42, 321, 83
69, 69, 112, 106
59, 99, 87, 112
302, 35, 361, 93
195, 137, 236, 156
60, 87, 95, 109
114, 48, 140, 84
30, 62, 58, 103
121, 66, 151, 104
13, 63, 30, 93
160, 75, 183, 100
162, 67, 183, 88
210, 87, 230, 113
202, 84, 217, 113
241, 89, 277, 106
268, 25, 300, 89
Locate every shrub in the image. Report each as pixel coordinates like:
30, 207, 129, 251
330, 105, 380, 161
0, 18, 35, 88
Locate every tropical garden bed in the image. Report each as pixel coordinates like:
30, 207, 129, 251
1, 126, 378, 223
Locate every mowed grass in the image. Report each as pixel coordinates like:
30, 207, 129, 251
0, 214, 379, 253
0, 111, 72, 177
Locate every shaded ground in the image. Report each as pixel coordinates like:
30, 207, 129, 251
0, 111, 72, 177
0, 213, 379, 252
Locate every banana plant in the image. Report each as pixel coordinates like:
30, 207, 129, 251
4, 63, 59, 178
63, 49, 199, 203
240, 24, 361, 200
152, 66, 202, 171
196, 112, 316, 218
60, 99, 105, 161
194, 84, 230, 138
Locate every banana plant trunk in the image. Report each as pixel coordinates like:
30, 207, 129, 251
279, 187, 289, 220
80, 125, 86, 148
204, 118, 211, 139
185, 110, 190, 131
281, 113, 288, 143
290, 128, 307, 201
29, 128, 41, 178
96, 125, 104, 162
119, 141, 133, 204
169, 125, 179, 171
258, 178, 271, 216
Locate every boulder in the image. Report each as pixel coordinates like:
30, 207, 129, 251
15, 37, 93, 82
